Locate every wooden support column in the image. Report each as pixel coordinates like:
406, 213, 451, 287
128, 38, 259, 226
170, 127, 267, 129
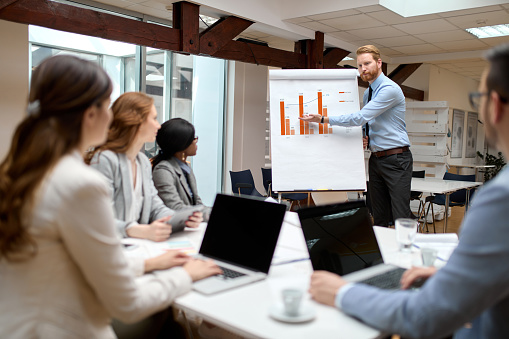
310, 31, 324, 69
172, 1, 200, 54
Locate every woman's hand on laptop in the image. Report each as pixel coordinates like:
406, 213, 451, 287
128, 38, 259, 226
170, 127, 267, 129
127, 216, 172, 242
144, 250, 190, 273
400, 266, 437, 290
185, 212, 203, 228
309, 270, 349, 307
183, 259, 223, 282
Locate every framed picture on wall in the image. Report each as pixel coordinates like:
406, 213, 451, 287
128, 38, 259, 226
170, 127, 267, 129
465, 112, 478, 158
451, 109, 464, 158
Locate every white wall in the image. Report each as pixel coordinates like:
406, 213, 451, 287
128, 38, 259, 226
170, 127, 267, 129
0, 20, 29, 160
229, 62, 268, 195
428, 65, 484, 169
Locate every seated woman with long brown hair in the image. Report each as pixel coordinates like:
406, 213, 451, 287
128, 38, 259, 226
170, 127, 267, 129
87, 92, 203, 242
0, 55, 221, 338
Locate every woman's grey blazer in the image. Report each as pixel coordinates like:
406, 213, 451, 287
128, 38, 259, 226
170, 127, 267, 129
90, 150, 183, 237
152, 157, 210, 220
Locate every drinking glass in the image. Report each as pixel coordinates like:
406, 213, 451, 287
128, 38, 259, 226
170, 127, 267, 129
395, 218, 418, 252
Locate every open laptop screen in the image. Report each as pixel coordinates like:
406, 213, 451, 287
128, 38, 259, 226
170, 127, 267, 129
297, 200, 383, 276
199, 194, 286, 274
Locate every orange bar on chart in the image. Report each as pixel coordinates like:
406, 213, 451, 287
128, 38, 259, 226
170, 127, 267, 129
285, 119, 290, 135
310, 129, 314, 134
329, 127, 333, 134
280, 100, 286, 135
290, 128, 295, 135
305, 122, 309, 135
323, 107, 328, 134
318, 91, 323, 134
299, 94, 304, 135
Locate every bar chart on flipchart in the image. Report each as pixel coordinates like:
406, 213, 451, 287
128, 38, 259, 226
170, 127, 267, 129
269, 69, 366, 192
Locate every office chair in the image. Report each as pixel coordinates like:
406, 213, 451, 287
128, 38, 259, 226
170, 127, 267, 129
261, 168, 308, 208
422, 172, 476, 233
229, 169, 263, 197
411, 170, 425, 222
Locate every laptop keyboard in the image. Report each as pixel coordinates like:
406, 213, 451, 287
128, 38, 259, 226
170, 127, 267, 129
359, 267, 406, 290
217, 266, 246, 279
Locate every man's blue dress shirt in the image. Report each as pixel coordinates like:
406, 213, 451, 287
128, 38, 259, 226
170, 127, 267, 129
328, 73, 410, 152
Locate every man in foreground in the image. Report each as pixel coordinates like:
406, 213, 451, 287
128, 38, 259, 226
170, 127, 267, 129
309, 43, 509, 339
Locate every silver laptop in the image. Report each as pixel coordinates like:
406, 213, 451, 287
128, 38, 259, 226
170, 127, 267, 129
297, 200, 406, 290
193, 194, 287, 295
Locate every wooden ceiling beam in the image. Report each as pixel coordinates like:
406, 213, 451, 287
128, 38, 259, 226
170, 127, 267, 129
357, 76, 424, 101
323, 48, 351, 69
0, 0, 181, 51
211, 40, 306, 69
199, 16, 253, 56
388, 63, 423, 85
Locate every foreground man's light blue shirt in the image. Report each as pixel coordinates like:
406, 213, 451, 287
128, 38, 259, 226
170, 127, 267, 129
331, 166, 509, 339
328, 72, 410, 152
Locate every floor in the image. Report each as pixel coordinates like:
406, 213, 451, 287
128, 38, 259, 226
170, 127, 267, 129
417, 205, 465, 235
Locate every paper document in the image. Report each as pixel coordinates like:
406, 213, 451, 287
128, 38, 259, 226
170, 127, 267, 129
146, 238, 197, 257
414, 233, 459, 262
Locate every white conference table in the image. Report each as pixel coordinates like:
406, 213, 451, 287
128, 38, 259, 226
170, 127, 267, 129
411, 177, 482, 232
124, 212, 427, 339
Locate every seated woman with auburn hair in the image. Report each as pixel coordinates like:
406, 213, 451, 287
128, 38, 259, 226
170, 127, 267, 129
0, 55, 220, 339
87, 92, 204, 241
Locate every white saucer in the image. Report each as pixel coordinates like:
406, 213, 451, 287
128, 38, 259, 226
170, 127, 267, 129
269, 304, 316, 323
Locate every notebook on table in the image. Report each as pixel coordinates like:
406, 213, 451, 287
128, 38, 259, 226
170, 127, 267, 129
192, 193, 287, 295
297, 200, 406, 290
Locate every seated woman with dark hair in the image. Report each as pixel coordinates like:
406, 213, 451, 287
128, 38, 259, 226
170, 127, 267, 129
152, 118, 211, 221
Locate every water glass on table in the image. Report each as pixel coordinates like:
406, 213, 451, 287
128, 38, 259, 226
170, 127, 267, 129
395, 218, 418, 252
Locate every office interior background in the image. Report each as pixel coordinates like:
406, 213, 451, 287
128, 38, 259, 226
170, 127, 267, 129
1, 0, 509, 206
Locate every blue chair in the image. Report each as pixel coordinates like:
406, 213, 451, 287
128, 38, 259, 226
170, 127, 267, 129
229, 170, 263, 197
261, 168, 308, 208
432, 172, 476, 210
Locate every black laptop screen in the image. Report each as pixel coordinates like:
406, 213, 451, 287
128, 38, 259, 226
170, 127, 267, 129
199, 194, 287, 274
297, 200, 383, 276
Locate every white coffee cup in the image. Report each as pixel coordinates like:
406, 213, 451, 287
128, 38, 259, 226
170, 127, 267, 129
282, 288, 303, 317
421, 247, 438, 267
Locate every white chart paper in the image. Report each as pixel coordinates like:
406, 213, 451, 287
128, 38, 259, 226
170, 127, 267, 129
269, 69, 366, 192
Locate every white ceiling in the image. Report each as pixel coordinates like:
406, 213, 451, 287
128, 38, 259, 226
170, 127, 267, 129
79, 0, 509, 82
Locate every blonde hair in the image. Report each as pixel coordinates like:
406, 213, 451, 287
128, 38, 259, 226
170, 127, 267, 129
356, 45, 381, 61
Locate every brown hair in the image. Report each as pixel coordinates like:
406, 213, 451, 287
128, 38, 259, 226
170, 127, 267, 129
356, 45, 381, 61
86, 92, 154, 161
486, 43, 509, 103
0, 55, 112, 261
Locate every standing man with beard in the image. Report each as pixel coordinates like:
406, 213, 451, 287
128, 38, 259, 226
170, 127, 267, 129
308, 43, 509, 339
300, 45, 412, 227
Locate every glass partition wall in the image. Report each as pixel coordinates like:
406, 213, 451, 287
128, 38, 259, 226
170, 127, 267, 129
29, 24, 225, 206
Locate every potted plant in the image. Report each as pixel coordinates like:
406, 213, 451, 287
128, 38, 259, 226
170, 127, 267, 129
477, 151, 506, 182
